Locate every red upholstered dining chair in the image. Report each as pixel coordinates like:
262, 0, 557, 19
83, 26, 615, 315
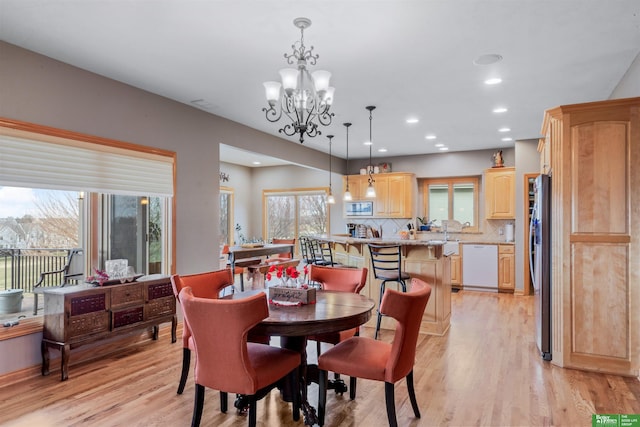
317, 278, 432, 427
307, 264, 367, 350
307, 264, 368, 395
171, 269, 234, 395
178, 287, 301, 427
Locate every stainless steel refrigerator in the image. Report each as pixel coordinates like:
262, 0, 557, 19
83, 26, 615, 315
529, 174, 552, 361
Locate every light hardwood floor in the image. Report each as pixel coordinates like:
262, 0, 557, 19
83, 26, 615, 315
1, 290, 639, 426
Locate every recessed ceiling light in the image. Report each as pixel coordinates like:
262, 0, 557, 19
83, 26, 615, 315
252, 161, 261, 165
473, 54, 503, 65
425, 134, 437, 140
406, 117, 419, 124
378, 148, 388, 153
498, 127, 511, 132
434, 143, 445, 148
484, 78, 502, 85
363, 141, 373, 146
493, 107, 508, 113
501, 137, 513, 142
439, 147, 449, 151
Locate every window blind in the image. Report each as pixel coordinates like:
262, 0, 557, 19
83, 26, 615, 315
0, 133, 174, 197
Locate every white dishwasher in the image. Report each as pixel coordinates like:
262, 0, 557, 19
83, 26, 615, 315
462, 244, 498, 291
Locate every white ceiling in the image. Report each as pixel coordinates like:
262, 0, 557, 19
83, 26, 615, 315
1, 1, 639, 167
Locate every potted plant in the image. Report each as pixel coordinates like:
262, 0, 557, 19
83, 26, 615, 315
416, 217, 432, 231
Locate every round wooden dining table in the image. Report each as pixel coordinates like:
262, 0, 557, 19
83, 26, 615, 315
227, 289, 375, 426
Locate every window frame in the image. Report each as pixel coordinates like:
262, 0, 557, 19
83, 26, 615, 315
421, 176, 480, 232
0, 118, 176, 329
220, 186, 234, 245
262, 187, 330, 245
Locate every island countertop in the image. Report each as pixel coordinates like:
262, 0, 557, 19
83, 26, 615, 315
313, 234, 450, 246
313, 234, 461, 257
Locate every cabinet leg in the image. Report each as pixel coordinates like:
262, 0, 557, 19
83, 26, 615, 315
61, 344, 70, 381
41, 341, 50, 376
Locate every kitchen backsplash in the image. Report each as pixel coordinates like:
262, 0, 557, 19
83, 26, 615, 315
344, 218, 516, 243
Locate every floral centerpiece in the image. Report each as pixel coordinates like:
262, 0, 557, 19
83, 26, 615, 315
86, 268, 109, 286
267, 264, 315, 305
266, 264, 309, 288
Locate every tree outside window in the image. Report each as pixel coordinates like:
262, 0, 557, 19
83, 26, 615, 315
264, 190, 328, 244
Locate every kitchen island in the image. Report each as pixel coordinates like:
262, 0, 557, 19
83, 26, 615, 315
313, 235, 453, 336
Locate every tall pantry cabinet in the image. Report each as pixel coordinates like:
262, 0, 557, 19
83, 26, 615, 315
540, 97, 640, 376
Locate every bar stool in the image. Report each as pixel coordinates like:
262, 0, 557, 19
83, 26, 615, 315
307, 238, 332, 266
367, 243, 411, 339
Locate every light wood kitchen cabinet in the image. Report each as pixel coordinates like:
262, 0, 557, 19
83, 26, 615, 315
343, 172, 414, 218
498, 244, 515, 292
541, 97, 640, 376
537, 137, 551, 174
450, 254, 461, 289
484, 167, 515, 219
342, 174, 367, 200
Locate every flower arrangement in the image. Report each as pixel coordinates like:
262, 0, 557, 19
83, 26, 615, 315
266, 264, 309, 288
86, 268, 109, 286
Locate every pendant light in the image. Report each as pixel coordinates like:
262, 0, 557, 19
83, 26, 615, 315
327, 134, 335, 204
343, 122, 353, 201
365, 106, 377, 198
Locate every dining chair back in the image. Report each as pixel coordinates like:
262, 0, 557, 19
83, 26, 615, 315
317, 278, 432, 427
179, 287, 301, 427
171, 269, 234, 394
368, 243, 411, 339
271, 238, 295, 260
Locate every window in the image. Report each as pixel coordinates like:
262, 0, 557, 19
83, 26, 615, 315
263, 189, 329, 244
220, 187, 233, 245
421, 177, 479, 231
0, 119, 175, 321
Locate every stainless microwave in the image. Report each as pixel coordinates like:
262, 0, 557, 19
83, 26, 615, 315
345, 201, 373, 216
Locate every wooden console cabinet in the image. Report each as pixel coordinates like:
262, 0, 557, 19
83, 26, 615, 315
41, 275, 177, 380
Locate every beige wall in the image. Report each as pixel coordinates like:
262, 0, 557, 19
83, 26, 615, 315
0, 41, 338, 276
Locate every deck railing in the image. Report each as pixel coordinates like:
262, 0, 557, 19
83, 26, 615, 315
0, 248, 73, 293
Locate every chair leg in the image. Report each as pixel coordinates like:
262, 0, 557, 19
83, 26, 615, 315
239, 272, 244, 292
220, 391, 228, 413
318, 369, 328, 426
177, 348, 191, 394
384, 382, 398, 427
316, 340, 322, 359
248, 395, 257, 427
349, 376, 357, 400
33, 293, 39, 315
406, 370, 421, 418
192, 384, 205, 427
374, 281, 386, 340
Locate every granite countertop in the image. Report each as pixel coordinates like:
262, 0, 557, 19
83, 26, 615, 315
316, 235, 514, 246
317, 234, 445, 246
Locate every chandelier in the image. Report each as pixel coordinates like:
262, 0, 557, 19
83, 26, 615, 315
263, 17, 335, 144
